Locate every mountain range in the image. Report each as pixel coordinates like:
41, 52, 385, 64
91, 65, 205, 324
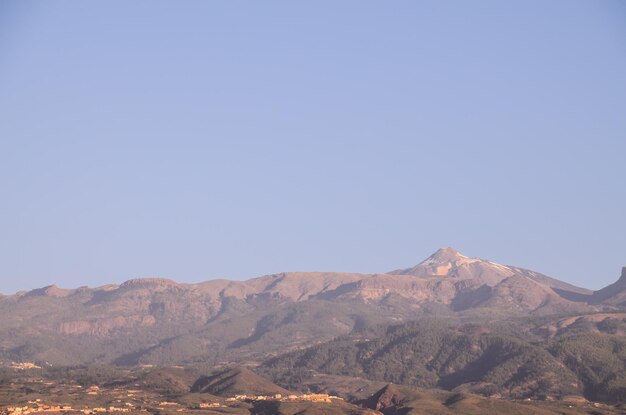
2, 248, 626, 404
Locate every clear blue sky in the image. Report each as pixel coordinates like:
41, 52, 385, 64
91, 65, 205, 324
1, 1, 625, 294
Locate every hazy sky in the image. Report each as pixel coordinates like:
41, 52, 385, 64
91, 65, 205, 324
1, 1, 625, 294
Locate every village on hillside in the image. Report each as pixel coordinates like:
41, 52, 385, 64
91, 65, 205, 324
0, 370, 345, 415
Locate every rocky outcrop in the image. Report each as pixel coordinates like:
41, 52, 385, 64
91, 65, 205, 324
362, 384, 407, 411
59, 315, 156, 336
590, 267, 626, 305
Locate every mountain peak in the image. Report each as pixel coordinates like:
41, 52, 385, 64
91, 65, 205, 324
25, 284, 72, 298
389, 248, 525, 283
424, 247, 467, 264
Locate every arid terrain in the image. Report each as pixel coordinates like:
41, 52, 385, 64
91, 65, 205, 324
1, 365, 625, 415
2, 248, 626, 413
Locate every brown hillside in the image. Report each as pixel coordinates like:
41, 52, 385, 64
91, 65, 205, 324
191, 367, 289, 396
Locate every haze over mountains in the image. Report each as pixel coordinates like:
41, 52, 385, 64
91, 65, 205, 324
2, 248, 626, 404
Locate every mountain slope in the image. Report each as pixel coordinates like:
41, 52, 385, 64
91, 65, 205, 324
191, 366, 289, 396
260, 319, 582, 400
0, 248, 619, 366
262, 313, 626, 404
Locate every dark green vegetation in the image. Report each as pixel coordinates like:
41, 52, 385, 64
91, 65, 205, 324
549, 331, 626, 403
262, 316, 626, 403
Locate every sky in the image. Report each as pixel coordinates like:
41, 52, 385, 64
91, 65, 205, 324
0, 1, 625, 294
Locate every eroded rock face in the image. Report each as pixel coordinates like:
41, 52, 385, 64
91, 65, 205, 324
119, 278, 179, 290
59, 315, 156, 336
590, 267, 626, 305
368, 384, 405, 411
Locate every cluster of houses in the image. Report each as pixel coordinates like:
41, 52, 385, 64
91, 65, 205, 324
1, 403, 135, 415
1, 393, 346, 415
0, 386, 143, 415
0, 377, 347, 415
197, 403, 223, 409
9, 363, 42, 371
224, 393, 342, 404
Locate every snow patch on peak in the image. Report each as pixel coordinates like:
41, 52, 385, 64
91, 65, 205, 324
486, 261, 515, 272
419, 247, 475, 266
